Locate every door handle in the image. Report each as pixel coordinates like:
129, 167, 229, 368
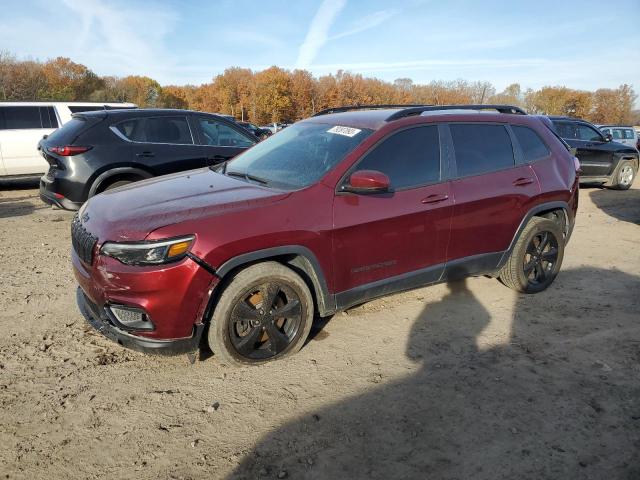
136, 151, 155, 158
421, 194, 449, 204
513, 177, 534, 186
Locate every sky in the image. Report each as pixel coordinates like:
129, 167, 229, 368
1, 0, 639, 97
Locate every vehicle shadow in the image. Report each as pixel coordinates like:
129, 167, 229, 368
0, 197, 36, 219
588, 186, 640, 225
230, 268, 640, 480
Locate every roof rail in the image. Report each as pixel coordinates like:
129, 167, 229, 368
386, 104, 527, 121
312, 104, 429, 117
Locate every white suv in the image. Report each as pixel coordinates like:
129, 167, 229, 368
0, 102, 136, 178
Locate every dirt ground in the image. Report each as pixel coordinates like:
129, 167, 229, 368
0, 181, 639, 480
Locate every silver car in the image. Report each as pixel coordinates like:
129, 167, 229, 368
598, 125, 639, 150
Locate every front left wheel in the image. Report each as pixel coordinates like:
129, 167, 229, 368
609, 160, 636, 190
208, 262, 314, 366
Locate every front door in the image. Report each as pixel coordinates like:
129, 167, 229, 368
332, 125, 452, 302
554, 121, 613, 177
191, 116, 256, 166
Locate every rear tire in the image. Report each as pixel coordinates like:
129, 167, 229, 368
208, 262, 314, 366
103, 180, 133, 191
499, 217, 565, 293
608, 160, 636, 190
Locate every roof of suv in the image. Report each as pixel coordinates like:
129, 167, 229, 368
304, 104, 531, 131
75, 108, 235, 120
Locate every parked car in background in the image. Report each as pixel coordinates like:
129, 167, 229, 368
72, 104, 578, 365
597, 125, 639, 150
0, 102, 136, 179
39, 109, 257, 210
237, 121, 272, 140
260, 122, 290, 134
542, 116, 639, 189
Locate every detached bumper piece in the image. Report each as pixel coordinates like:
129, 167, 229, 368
76, 288, 205, 356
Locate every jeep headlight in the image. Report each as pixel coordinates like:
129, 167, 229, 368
100, 236, 194, 266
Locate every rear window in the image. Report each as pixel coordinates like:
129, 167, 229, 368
450, 124, 515, 177
114, 116, 193, 144
69, 106, 106, 113
45, 117, 93, 144
623, 129, 635, 140
512, 126, 550, 162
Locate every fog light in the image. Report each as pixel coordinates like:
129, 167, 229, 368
108, 305, 154, 331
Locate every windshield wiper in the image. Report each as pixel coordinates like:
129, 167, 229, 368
226, 170, 270, 186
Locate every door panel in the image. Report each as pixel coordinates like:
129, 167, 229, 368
0, 129, 53, 175
332, 185, 453, 293
448, 165, 540, 261
192, 116, 255, 166
554, 121, 613, 177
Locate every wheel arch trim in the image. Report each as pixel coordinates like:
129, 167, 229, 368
88, 167, 153, 197
498, 201, 571, 269
215, 245, 335, 316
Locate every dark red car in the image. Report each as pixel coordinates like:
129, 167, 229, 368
72, 104, 579, 365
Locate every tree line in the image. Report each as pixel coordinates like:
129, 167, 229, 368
1, 51, 637, 125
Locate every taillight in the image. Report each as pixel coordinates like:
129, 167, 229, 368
573, 156, 582, 173
47, 146, 92, 156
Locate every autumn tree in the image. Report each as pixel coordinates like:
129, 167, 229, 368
41, 57, 103, 100
591, 84, 637, 124
254, 66, 293, 123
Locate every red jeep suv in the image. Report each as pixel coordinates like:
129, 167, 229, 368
72, 105, 579, 365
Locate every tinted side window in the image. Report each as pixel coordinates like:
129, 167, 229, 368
0, 106, 43, 129
575, 124, 602, 142
41, 106, 59, 128
450, 124, 515, 177
612, 129, 623, 140
196, 118, 254, 147
114, 117, 193, 144
512, 126, 550, 162
355, 126, 440, 189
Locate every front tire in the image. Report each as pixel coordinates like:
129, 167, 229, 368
609, 160, 636, 190
208, 262, 314, 366
499, 217, 565, 293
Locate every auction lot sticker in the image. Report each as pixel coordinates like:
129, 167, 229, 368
327, 126, 362, 137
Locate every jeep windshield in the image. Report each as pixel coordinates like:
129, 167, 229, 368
223, 122, 373, 190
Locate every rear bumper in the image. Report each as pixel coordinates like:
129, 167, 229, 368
40, 176, 82, 210
77, 287, 205, 355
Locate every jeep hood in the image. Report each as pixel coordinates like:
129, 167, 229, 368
81, 168, 290, 241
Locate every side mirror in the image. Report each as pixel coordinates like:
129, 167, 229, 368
343, 170, 391, 194
604, 133, 613, 142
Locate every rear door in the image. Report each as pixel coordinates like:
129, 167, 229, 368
553, 120, 613, 177
112, 115, 206, 175
0, 105, 59, 175
446, 123, 540, 272
332, 125, 452, 295
191, 115, 256, 166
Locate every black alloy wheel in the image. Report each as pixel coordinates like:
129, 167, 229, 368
229, 282, 303, 360
523, 231, 559, 287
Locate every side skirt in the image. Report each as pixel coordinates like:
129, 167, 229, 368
334, 251, 504, 312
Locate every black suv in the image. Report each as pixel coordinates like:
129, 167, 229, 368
39, 109, 258, 210
542, 116, 638, 189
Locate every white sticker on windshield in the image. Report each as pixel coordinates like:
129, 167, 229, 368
327, 125, 362, 137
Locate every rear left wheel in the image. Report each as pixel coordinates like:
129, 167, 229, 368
499, 217, 565, 293
208, 262, 314, 366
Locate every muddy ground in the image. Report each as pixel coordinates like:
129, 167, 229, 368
0, 181, 639, 480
